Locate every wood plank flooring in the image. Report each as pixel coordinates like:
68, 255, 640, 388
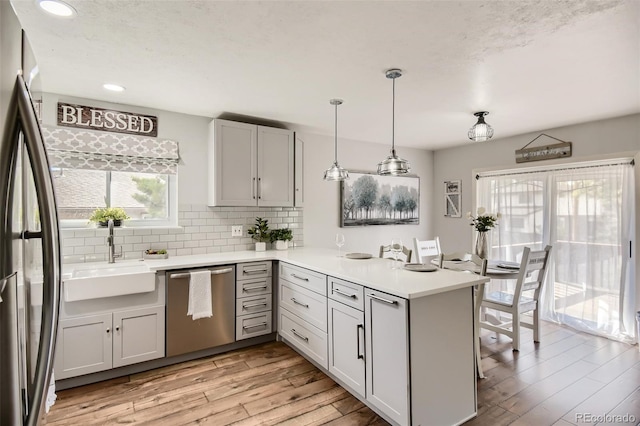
43, 321, 640, 425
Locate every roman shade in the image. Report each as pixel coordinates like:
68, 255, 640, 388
41, 126, 180, 174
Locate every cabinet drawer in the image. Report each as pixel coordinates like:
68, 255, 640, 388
237, 261, 272, 280
236, 294, 272, 315
279, 281, 327, 332
236, 312, 272, 340
236, 276, 272, 297
279, 308, 328, 369
328, 277, 364, 311
280, 263, 326, 295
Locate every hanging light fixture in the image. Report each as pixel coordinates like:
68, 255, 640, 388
323, 99, 349, 181
468, 111, 494, 142
377, 69, 410, 175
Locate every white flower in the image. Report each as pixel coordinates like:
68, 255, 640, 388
466, 211, 472, 219
477, 207, 486, 215
496, 212, 502, 219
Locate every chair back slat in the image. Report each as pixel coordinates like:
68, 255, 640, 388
514, 245, 552, 302
413, 237, 441, 264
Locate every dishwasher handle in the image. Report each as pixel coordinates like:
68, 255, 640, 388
169, 267, 233, 280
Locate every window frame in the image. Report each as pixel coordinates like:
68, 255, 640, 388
57, 169, 178, 229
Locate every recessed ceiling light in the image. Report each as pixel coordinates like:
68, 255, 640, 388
103, 83, 125, 92
37, 0, 77, 17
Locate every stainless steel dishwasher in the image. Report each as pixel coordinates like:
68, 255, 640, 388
166, 265, 235, 357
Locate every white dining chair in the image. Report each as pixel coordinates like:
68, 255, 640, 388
379, 244, 412, 263
412, 237, 441, 264
479, 245, 552, 351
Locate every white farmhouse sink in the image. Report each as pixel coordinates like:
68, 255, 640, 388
63, 263, 156, 302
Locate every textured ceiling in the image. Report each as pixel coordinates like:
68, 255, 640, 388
10, 0, 640, 150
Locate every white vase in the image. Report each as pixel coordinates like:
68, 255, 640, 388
474, 231, 489, 259
275, 240, 288, 250
255, 242, 266, 252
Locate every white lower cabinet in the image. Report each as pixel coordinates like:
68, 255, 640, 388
328, 299, 365, 398
278, 263, 476, 426
364, 289, 409, 426
236, 261, 273, 340
278, 263, 328, 369
55, 306, 165, 379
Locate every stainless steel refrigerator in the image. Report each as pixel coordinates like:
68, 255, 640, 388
1, 2, 62, 425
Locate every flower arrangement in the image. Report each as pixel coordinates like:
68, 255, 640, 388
467, 207, 500, 232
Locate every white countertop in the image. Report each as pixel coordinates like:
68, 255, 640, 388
101, 247, 489, 300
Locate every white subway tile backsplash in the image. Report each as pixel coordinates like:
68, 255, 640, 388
125, 236, 143, 244
61, 205, 303, 264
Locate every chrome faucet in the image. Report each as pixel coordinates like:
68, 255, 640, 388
107, 219, 121, 263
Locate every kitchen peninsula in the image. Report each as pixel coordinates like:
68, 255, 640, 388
60, 248, 488, 426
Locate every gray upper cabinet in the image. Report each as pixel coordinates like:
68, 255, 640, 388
209, 119, 295, 207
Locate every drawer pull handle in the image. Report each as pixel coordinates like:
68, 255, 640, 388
243, 269, 268, 275
290, 273, 309, 282
243, 302, 268, 309
291, 298, 309, 308
333, 288, 357, 299
368, 293, 398, 305
169, 267, 233, 279
243, 285, 268, 292
243, 322, 268, 330
357, 324, 364, 360
291, 328, 309, 342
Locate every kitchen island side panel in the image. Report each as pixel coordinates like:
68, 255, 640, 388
409, 286, 477, 425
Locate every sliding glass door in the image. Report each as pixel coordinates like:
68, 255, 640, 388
477, 160, 635, 343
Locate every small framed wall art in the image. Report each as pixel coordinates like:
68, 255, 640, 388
444, 180, 461, 218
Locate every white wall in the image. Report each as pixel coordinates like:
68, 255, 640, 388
298, 131, 434, 257
432, 114, 640, 255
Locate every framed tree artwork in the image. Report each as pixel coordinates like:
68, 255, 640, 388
340, 171, 419, 227
444, 180, 461, 218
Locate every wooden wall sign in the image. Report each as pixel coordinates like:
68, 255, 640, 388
57, 102, 158, 137
515, 134, 572, 163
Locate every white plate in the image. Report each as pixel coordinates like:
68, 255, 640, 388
345, 252, 373, 260
497, 262, 520, 270
404, 263, 438, 272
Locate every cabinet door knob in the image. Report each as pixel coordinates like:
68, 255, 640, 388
106, 328, 110, 334
116, 326, 120, 332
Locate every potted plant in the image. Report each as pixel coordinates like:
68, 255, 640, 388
247, 217, 270, 251
88, 207, 131, 227
270, 227, 293, 250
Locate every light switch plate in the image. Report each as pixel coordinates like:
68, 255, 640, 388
231, 225, 243, 237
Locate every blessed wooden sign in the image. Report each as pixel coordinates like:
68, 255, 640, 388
57, 102, 158, 137
515, 142, 572, 163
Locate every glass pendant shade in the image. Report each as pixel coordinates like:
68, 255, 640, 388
323, 99, 349, 181
468, 111, 494, 142
378, 69, 410, 176
324, 162, 349, 181
377, 150, 411, 175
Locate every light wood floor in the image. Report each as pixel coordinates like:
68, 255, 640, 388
44, 321, 640, 425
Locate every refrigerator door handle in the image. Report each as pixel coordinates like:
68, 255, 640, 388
0, 75, 61, 425
0, 271, 17, 303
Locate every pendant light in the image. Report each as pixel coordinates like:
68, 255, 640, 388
468, 111, 494, 142
323, 99, 349, 181
377, 69, 410, 175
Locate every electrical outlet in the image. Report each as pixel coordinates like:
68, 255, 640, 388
231, 225, 243, 237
